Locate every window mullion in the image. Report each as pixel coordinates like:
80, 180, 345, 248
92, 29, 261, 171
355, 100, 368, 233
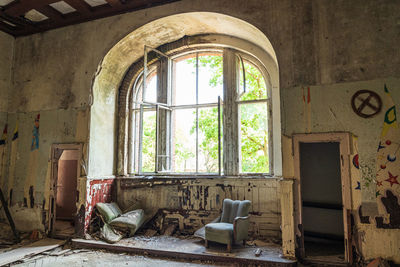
195, 52, 199, 173
223, 48, 239, 175
138, 104, 144, 174
155, 104, 159, 173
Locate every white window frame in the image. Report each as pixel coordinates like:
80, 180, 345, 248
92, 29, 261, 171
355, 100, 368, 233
129, 46, 273, 176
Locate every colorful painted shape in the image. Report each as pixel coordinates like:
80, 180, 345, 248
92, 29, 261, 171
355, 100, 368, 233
12, 122, 18, 141
377, 141, 385, 151
376, 84, 400, 208
387, 154, 397, 162
352, 154, 359, 169
31, 114, 40, 151
355, 181, 361, 190
385, 172, 399, 187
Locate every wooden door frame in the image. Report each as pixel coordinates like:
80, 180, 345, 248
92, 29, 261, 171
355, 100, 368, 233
49, 143, 82, 236
293, 132, 352, 263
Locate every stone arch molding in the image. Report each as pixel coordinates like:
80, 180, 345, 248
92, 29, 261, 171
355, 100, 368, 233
88, 12, 282, 178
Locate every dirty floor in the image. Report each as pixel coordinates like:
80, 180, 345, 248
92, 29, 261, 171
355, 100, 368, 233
11, 249, 225, 267
72, 235, 296, 266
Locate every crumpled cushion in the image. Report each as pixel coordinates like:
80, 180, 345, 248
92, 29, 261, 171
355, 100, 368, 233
96, 202, 122, 223
109, 209, 145, 236
205, 223, 233, 245
100, 223, 123, 243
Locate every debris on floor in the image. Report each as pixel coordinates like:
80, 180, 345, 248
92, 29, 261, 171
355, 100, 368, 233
0, 222, 15, 247
163, 224, 177, 236
367, 257, 391, 267
72, 234, 296, 266
0, 238, 65, 266
12, 249, 223, 267
255, 248, 262, 257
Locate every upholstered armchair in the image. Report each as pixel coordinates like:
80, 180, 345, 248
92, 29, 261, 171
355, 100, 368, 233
205, 199, 251, 252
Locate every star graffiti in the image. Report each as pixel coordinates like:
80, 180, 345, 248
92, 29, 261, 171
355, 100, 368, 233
385, 172, 399, 187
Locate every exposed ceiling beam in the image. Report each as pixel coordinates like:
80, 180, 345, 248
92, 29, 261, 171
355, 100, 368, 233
3, 0, 60, 16
0, 0, 181, 36
0, 20, 17, 35
35, 5, 64, 22
0, 10, 37, 31
105, 0, 122, 7
64, 0, 92, 15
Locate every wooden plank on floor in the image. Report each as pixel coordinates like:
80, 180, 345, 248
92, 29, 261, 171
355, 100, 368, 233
0, 238, 65, 266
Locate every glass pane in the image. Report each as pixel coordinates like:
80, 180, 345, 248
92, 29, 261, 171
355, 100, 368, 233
143, 72, 157, 103
239, 102, 269, 173
197, 107, 223, 173
172, 109, 196, 172
141, 110, 156, 172
238, 60, 267, 101
173, 54, 196, 105
198, 53, 223, 104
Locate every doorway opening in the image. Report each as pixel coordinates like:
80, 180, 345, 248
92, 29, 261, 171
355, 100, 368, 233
300, 142, 344, 262
293, 133, 352, 265
49, 144, 82, 238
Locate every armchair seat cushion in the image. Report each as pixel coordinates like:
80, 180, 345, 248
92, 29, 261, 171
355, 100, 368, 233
205, 223, 233, 244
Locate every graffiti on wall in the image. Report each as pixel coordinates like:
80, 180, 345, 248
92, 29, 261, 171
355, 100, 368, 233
375, 85, 400, 226
31, 114, 40, 151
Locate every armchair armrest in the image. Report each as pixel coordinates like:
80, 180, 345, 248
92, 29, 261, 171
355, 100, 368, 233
233, 216, 249, 242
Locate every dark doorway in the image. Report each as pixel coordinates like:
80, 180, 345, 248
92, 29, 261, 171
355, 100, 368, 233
300, 142, 345, 263
54, 149, 79, 237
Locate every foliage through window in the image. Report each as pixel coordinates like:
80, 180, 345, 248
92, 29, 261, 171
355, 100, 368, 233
130, 48, 271, 175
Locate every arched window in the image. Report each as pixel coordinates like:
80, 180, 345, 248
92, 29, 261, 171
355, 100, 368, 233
128, 42, 273, 176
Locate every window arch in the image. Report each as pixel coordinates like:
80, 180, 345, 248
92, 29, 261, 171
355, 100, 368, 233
124, 36, 276, 176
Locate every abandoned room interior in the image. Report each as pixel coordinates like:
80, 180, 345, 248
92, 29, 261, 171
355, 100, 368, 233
0, 0, 399, 266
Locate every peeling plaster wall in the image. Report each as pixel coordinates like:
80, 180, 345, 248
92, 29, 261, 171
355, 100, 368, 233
1, 109, 89, 231
117, 178, 282, 238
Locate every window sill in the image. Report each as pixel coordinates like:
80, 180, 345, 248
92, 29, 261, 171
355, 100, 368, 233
117, 174, 280, 180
